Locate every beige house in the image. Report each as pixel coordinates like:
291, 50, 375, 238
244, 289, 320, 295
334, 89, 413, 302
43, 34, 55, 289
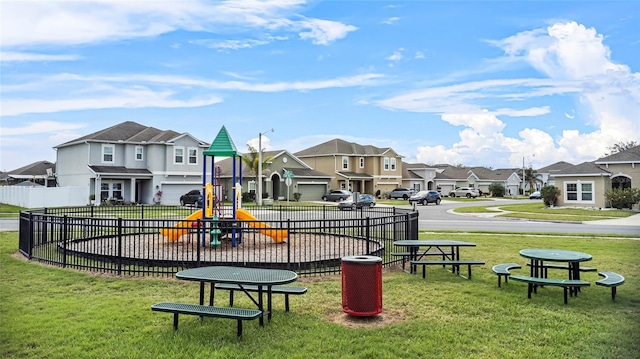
214, 149, 332, 201
294, 139, 404, 195
553, 145, 640, 208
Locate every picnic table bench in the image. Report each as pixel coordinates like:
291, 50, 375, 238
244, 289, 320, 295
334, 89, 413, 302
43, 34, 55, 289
391, 250, 453, 271
596, 272, 625, 301
525, 262, 597, 278
151, 302, 262, 337
411, 259, 485, 279
509, 275, 590, 304
214, 283, 308, 312
492, 263, 521, 287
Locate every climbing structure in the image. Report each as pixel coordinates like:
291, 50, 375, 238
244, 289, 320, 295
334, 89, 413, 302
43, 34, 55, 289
202, 126, 243, 247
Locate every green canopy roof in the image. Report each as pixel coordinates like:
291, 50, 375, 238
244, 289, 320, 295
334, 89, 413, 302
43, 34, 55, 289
203, 126, 240, 157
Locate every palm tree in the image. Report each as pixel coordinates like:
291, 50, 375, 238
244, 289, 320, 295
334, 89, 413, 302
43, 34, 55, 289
524, 167, 541, 192
242, 146, 274, 197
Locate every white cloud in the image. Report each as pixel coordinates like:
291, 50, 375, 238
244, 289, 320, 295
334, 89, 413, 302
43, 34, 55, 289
386, 50, 403, 62
0, 121, 85, 136
297, 18, 357, 45
381, 17, 400, 25
0, 52, 81, 62
380, 21, 640, 167
1, 73, 384, 116
0, 0, 356, 48
414, 51, 425, 59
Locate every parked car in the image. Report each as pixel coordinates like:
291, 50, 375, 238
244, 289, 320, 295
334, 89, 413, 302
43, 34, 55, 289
449, 187, 479, 198
180, 190, 202, 206
338, 194, 376, 210
409, 190, 442, 205
529, 191, 542, 199
388, 187, 417, 200
322, 190, 352, 202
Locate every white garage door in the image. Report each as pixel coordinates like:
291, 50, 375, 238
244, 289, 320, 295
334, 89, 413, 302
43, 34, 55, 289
161, 184, 201, 205
297, 184, 326, 201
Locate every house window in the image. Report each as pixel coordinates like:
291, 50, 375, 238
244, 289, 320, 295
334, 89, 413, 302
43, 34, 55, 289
565, 181, 594, 203
174, 147, 184, 164
248, 181, 256, 192
112, 183, 123, 200
135, 146, 143, 161
102, 144, 114, 163
581, 183, 593, 201
188, 147, 198, 165
390, 158, 396, 170
359, 157, 364, 168
342, 156, 348, 170
384, 158, 389, 171
100, 182, 123, 201
100, 183, 109, 202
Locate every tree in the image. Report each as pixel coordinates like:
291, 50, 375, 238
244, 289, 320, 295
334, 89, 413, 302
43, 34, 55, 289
605, 188, 640, 209
488, 183, 506, 197
524, 167, 541, 193
604, 141, 638, 156
540, 185, 560, 207
242, 146, 274, 194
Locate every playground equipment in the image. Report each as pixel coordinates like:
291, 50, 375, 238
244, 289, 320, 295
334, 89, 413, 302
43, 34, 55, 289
160, 210, 203, 242
236, 209, 288, 243
159, 125, 287, 246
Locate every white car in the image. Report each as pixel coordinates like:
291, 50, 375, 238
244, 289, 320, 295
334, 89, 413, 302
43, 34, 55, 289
449, 187, 479, 198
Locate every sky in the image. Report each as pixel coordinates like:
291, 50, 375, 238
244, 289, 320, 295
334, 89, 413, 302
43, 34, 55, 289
1, 0, 639, 172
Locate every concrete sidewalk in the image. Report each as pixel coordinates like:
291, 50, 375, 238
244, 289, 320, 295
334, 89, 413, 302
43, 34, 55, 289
583, 212, 640, 226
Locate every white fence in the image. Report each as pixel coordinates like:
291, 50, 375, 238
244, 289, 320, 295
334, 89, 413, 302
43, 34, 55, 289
0, 186, 89, 208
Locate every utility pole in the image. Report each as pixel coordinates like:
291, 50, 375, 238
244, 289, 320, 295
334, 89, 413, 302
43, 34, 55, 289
522, 156, 525, 195
257, 128, 274, 206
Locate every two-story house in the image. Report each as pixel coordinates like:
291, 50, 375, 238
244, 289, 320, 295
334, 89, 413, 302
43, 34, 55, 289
54, 121, 209, 205
214, 149, 332, 201
294, 139, 404, 195
552, 145, 640, 208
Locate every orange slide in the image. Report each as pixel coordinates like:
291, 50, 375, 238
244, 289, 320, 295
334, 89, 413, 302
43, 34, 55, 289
160, 210, 202, 241
236, 208, 288, 243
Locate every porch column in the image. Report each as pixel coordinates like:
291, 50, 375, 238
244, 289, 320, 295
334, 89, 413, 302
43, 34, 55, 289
129, 179, 136, 203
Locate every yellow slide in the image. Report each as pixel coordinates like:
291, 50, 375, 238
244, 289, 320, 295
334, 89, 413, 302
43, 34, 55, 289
236, 208, 288, 243
160, 210, 202, 241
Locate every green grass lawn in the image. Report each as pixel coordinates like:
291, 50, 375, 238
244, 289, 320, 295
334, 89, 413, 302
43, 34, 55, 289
1, 230, 639, 358
454, 202, 637, 222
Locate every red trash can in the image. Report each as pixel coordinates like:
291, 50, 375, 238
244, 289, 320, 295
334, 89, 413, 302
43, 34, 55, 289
341, 255, 383, 316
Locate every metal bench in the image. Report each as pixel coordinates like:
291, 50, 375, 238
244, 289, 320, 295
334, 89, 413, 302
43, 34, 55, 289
596, 272, 625, 301
214, 284, 308, 312
508, 275, 590, 304
525, 262, 597, 278
151, 302, 262, 337
491, 263, 522, 287
391, 250, 453, 271
410, 260, 485, 279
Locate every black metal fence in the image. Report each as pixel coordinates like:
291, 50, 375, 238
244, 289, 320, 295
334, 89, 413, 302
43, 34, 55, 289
19, 205, 418, 277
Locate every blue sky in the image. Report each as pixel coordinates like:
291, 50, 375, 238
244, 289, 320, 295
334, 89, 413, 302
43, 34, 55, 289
1, 0, 639, 172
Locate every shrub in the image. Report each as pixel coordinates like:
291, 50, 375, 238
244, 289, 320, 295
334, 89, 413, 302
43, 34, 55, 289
540, 185, 560, 207
605, 187, 640, 209
242, 192, 255, 202
293, 192, 302, 202
262, 192, 269, 199
488, 183, 506, 197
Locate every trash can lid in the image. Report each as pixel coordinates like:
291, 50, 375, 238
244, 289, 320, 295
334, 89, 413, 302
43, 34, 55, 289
342, 255, 382, 264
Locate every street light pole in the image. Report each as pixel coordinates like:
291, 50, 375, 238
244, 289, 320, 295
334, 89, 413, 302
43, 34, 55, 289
257, 128, 274, 206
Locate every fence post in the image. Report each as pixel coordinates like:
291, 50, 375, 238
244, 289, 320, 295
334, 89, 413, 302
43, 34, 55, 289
365, 217, 370, 254
196, 218, 201, 267
27, 212, 34, 259
405, 213, 410, 240
62, 215, 68, 268
117, 217, 122, 275
286, 219, 291, 270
